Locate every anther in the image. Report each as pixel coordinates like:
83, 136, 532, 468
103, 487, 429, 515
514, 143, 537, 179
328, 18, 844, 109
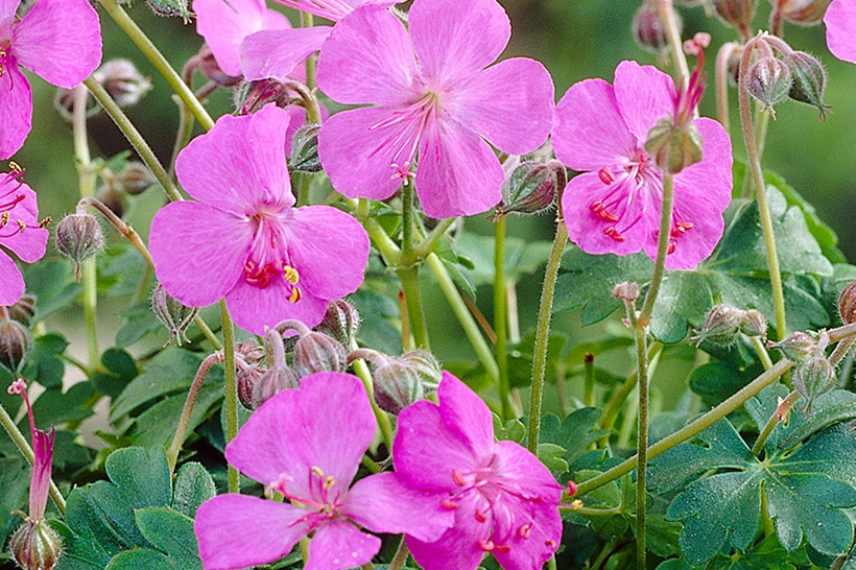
598, 168, 615, 185
287, 287, 301, 304
452, 469, 468, 487
604, 227, 625, 242
494, 544, 511, 554
323, 475, 335, 490
518, 523, 532, 539
283, 265, 300, 285
667, 240, 677, 255
479, 539, 495, 552
545, 539, 558, 550
440, 499, 459, 510
474, 509, 487, 523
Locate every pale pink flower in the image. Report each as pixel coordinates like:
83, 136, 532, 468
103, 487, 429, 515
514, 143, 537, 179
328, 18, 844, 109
825, 0, 856, 63
0, 167, 48, 305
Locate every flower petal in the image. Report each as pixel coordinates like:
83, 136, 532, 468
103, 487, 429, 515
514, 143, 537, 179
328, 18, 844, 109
415, 118, 504, 218
438, 372, 495, 458
494, 441, 564, 502
0, 65, 32, 160
285, 105, 308, 157
316, 5, 418, 105
406, 523, 485, 570
225, 372, 375, 499
242, 26, 332, 82
0, 181, 47, 263
0, 0, 20, 20
409, 0, 510, 85
149, 202, 251, 307
274, 0, 400, 21
195, 494, 308, 570
612, 60, 676, 143
225, 272, 329, 334
552, 78, 636, 172
305, 521, 380, 570
0, 249, 24, 305
12, 0, 101, 88
826, 0, 856, 64
176, 105, 293, 213
449, 58, 554, 155
343, 472, 454, 542
491, 498, 563, 570
283, 205, 369, 301
318, 106, 419, 201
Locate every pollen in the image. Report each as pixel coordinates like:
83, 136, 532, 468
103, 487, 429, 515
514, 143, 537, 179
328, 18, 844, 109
283, 265, 300, 285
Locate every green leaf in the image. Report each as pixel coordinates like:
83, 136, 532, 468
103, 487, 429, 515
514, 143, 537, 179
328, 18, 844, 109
24, 261, 81, 323
115, 303, 163, 348
350, 289, 401, 355
33, 382, 96, 425
133, 508, 201, 569
21, 333, 68, 389
453, 233, 554, 285
539, 408, 609, 468
130, 378, 223, 449
106, 549, 173, 569
172, 463, 215, 518
97, 243, 146, 298
93, 348, 139, 399
689, 361, 759, 407
507, 329, 568, 388
144, 0, 191, 20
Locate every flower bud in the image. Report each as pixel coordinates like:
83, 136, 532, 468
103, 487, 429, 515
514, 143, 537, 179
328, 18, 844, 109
612, 281, 641, 303
53, 87, 99, 123
793, 354, 835, 403
727, 45, 744, 86
197, 45, 242, 87
633, 3, 679, 54
242, 366, 300, 410
770, 331, 818, 361
786, 51, 829, 117
236, 79, 287, 114
95, 186, 126, 220
144, 0, 191, 21
838, 280, 856, 325
645, 117, 704, 174
151, 284, 198, 346
290, 123, 322, 173
55, 213, 104, 279
317, 299, 361, 348
746, 56, 793, 112
497, 160, 565, 217
0, 318, 31, 371
8, 294, 36, 325
9, 519, 63, 570
117, 161, 157, 196
372, 350, 441, 414
294, 332, 349, 377
713, 0, 756, 35
93, 59, 152, 108
739, 309, 767, 338
691, 304, 744, 347
771, 0, 831, 25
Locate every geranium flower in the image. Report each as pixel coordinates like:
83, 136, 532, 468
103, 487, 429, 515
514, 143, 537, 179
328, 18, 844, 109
0, 166, 48, 305
825, 0, 856, 63
316, 0, 555, 218
149, 104, 369, 334
393, 372, 563, 570
194, 372, 453, 570
552, 61, 733, 270
0, 0, 102, 158
7, 379, 54, 522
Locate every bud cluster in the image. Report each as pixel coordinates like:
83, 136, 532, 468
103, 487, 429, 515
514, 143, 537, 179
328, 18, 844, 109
770, 332, 835, 406
691, 304, 768, 347
350, 348, 442, 414
743, 38, 828, 117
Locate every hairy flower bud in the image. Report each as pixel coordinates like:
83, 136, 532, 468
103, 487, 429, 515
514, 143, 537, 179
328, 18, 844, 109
243, 365, 300, 410
746, 56, 793, 112
95, 186, 126, 219
771, 0, 831, 25
93, 59, 152, 108
144, 0, 191, 21
317, 299, 360, 347
8, 294, 36, 326
838, 280, 856, 325
290, 123, 322, 173
151, 284, 198, 346
294, 332, 348, 377
9, 519, 63, 570
360, 350, 441, 414
55, 213, 104, 279
53, 87, 99, 123
612, 281, 641, 303
633, 3, 679, 54
645, 117, 704, 174
197, 45, 242, 87
692, 304, 744, 347
786, 51, 829, 117
713, 0, 757, 35
770, 331, 818, 361
793, 354, 835, 403
497, 160, 565, 217
0, 318, 31, 371
117, 161, 157, 196
739, 309, 768, 338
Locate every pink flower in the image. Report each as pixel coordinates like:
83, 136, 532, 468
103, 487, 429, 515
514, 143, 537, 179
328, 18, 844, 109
552, 61, 733, 270
7, 379, 55, 521
825, 0, 856, 63
393, 372, 564, 570
149, 105, 369, 334
0, 167, 48, 305
0, 0, 102, 158
194, 372, 452, 570
316, 0, 555, 218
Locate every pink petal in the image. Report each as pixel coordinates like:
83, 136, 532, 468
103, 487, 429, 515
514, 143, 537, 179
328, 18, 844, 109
242, 26, 332, 82
491, 499, 563, 570
12, 0, 101, 88
415, 118, 504, 218
449, 58, 554, 155
318, 106, 419, 201
653, 118, 733, 270
561, 171, 655, 258
175, 105, 294, 213
438, 372, 495, 458
406, 523, 485, 570
409, 0, 510, 85
225, 272, 329, 335
195, 494, 308, 570
225, 372, 375, 499
0, 249, 24, 307
28, 428, 55, 521
612, 60, 677, 143
0, 0, 20, 20
305, 521, 380, 570
149, 202, 251, 307
285, 105, 308, 156
0, 65, 32, 160
282, 205, 369, 301
552, 78, 636, 172
826, 0, 856, 63
0, 182, 47, 263
494, 441, 564, 503
316, 5, 418, 106
343, 472, 454, 542
274, 0, 400, 23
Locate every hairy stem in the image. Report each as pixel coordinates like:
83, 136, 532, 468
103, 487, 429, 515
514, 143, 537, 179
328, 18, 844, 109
494, 215, 513, 420
655, 0, 690, 87
752, 336, 774, 370
350, 346, 395, 452
633, 325, 649, 568
638, 172, 675, 326
751, 390, 799, 456
220, 303, 240, 493
167, 353, 223, 472
388, 538, 410, 570
584, 353, 596, 407
715, 42, 739, 132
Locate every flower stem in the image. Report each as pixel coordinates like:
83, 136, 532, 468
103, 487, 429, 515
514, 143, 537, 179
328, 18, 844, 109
715, 42, 739, 132
655, 0, 690, 87
638, 172, 675, 327
752, 336, 774, 370
494, 215, 513, 420
398, 181, 430, 349
632, 324, 649, 568
584, 353, 596, 407
526, 219, 568, 452
751, 390, 798, 456
219, 303, 240, 493
413, 218, 456, 260
738, 39, 787, 340
350, 347, 395, 452
388, 538, 410, 570
300, 12, 317, 91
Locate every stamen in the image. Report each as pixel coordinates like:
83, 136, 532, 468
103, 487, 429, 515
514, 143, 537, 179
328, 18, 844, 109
474, 509, 487, 523
283, 265, 300, 285
452, 469, 468, 487
598, 167, 615, 185
604, 227, 625, 242
667, 240, 677, 255
494, 544, 511, 554
545, 539, 558, 550
518, 523, 532, 539
287, 287, 301, 304
440, 499, 459, 510
322, 475, 335, 490
479, 539, 495, 552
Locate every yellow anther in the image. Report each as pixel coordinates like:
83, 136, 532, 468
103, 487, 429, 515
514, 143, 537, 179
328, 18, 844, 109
323, 475, 335, 490
288, 287, 301, 304
8, 161, 23, 176
283, 265, 300, 285
16, 219, 25, 231
311, 466, 325, 478
0, 212, 8, 227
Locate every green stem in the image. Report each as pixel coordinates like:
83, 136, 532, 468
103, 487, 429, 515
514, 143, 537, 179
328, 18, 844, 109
574, 359, 794, 497
738, 39, 787, 340
357, 199, 401, 266
300, 12, 317, 91
560, 505, 622, 517
751, 390, 798, 456
388, 538, 410, 570
638, 172, 675, 326
526, 219, 568, 452
398, 181, 430, 349
633, 325, 649, 568
715, 42, 739, 133
351, 352, 394, 451
494, 215, 513, 420
166, 354, 222, 472
413, 218, 456, 260
296, 173, 312, 207
584, 353, 596, 407
220, 303, 240, 493
655, 0, 690, 87
752, 336, 774, 370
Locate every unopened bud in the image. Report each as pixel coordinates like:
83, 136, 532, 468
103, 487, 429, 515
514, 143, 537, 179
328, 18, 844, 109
770, 331, 818, 361
8, 294, 36, 326
692, 304, 744, 347
243, 365, 300, 410
633, 3, 679, 54
95, 186, 126, 219
746, 56, 793, 113
838, 280, 856, 325
566, 480, 578, 497
294, 332, 348, 377
144, 0, 191, 21
0, 318, 31, 371
740, 309, 767, 338
290, 123, 322, 173
117, 162, 157, 196
771, 0, 831, 25
9, 519, 63, 570
793, 354, 835, 403
55, 213, 104, 279
53, 87, 99, 123
197, 45, 241, 87
786, 51, 829, 117
151, 284, 198, 346
371, 350, 440, 414
317, 299, 360, 347
713, 0, 756, 34
497, 160, 565, 217
236, 79, 290, 115
612, 281, 641, 303
93, 59, 152, 108
645, 117, 704, 174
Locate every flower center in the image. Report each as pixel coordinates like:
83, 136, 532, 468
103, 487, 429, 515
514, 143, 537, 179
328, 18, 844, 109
243, 209, 302, 303
371, 91, 442, 183
0, 164, 50, 240
269, 466, 344, 531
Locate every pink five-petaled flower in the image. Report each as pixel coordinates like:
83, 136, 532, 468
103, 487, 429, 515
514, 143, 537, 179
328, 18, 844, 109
0, 165, 48, 305
552, 61, 733, 270
0, 0, 102, 159
393, 372, 564, 570
8, 379, 55, 521
149, 104, 369, 335
316, 0, 555, 219
194, 372, 453, 570
825, 0, 856, 63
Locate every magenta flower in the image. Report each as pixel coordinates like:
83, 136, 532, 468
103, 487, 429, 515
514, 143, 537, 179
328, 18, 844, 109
393, 372, 564, 570
825, 0, 856, 63
0, 167, 48, 305
0, 0, 102, 158
8, 379, 55, 521
149, 105, 369, 334
315, 0, 555, 218
194, 372, 453, 570
552, 61, 733, 270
